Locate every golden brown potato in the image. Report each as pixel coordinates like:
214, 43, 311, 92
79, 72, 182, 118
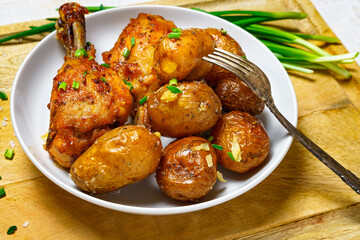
147, 81, 222, 138
70, 125, 162, 193
211, 111, 270, 173
203, 28, 245, 87
203, 28, 264, 115
156, 136, 217, 201
153, 28, 215, 82
214, 78, 264, 115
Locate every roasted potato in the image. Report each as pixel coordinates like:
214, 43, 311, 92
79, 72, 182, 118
153, 28, 215, 82
70, 125, 162, 193
211, 111, 270, 173
214, 78, 264, 115
203, 28, 264, 115
203, 28, 245, 87
147, 81, 222, 138
156, 136, 217, 201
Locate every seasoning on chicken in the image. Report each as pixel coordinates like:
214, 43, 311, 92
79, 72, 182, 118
102, 13, 176, 106
45, 3, 133, 168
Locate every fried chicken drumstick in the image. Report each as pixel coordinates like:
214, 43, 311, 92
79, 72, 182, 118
45, 3, 133, 168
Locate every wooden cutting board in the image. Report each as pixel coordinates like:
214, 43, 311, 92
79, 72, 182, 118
1, 0, 360, 239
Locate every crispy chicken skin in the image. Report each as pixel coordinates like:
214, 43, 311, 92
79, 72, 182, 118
103, 13, 176, 104
46, 3, 133, 168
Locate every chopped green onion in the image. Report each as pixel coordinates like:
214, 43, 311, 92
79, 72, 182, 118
221, 30, 227, 35
74, 49, 88, 57
0, 91, 8, 100
58, 82, 67, 91
101, 63, 110, 68
227, 152, 235, 161
46, 17, 58, 21
208, 136, 214, 142
212, 144, 223, 150
83, 71, 87, 77
168, 32, 181, 39
4, 149, 14, 160
7, 226, 17, 235
100, 77, 107, 83
0, 176, 2, 180
130, 37, 136, 47
171, 28, 182, 34
169, 78, 178, 85
0, 187, 5, 198
166, 85, 182, 94
72, 81, 80, 90
123, 79, 133, 90
88, 56, 94, 60
86, 42, 91, 46
139, 96, 148, 105
123, 48, 130, 58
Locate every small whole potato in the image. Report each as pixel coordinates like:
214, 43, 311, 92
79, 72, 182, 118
70, 125, 162, 193
203, 28, 245, 87
211, 111, 270, 173
214, 78, 264, 115
147, 81, 222, 138
156, 136, 217, 201
153, 28, 215, 82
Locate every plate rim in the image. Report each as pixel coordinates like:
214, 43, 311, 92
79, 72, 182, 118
10, 4, 298, 215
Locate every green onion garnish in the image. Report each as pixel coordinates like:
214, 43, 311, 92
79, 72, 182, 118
58, 82, 67, 91
0, 187, 5, 198
171, 28, 182, 34
139, 96, 148, 105
83, 71, 87, 77
0, 176, 2, 180
88, 56, 94, 60
72, 81, 80, 90
86, 41, 91, 46
208, 136, 214, 142
166, 85, 182, 94
100, 77, 107, 83
123, 79, 133, 90
123, 48, 130, 58
227, 152, 235, 161
169, 78, 178, 85
221, 30, 227, 35
4, 149, 14, 160
74, 49, 88, 57
212, 144, 223, 150
0, 91, 8, 100
7, 226, 17, 235
168, 32, 181, 39
130, 37, 136, 47
101, 63, 110, 68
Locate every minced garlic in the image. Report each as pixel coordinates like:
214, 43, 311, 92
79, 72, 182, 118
206, 154, 213, 167
192, 143, 210, 151
231, 136, 242, 162
160, 90, 178, 102
217, 171, 227, 182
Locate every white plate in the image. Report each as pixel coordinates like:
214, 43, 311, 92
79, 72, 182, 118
10, 5, 298, 215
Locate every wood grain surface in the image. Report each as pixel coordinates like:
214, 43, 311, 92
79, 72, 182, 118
1, 0, 360, 239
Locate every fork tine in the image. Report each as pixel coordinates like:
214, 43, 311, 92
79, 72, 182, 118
204, 54, 247, 78
214, 48, 255, 70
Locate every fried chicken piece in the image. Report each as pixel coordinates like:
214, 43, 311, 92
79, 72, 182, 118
102, 13, 176, 105
46, 3, 133, 168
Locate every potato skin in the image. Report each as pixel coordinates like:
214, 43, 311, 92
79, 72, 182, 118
203, 29, 264, 115
70, 125, 162, 193
154, 28, 215, 82
211, 111, 270, 173
214, 78, 264, 115
147, 81, 222, 138
156, 136, 217, 201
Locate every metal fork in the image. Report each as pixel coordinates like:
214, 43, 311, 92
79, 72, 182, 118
203, 48, 360, 194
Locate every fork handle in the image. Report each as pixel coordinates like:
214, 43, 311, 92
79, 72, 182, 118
266, 100, 360, 194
